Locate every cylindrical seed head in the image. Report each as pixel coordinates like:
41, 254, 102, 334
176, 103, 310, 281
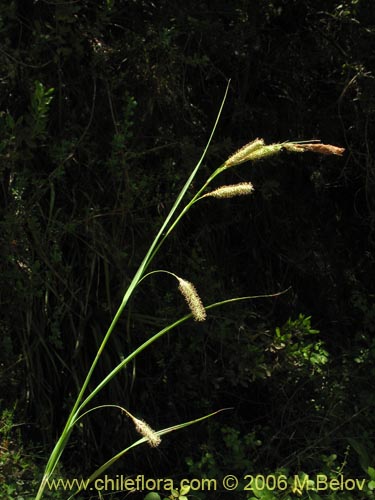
224, 138, 265, 167
203, 182, 254, 199
178, 278, 207, 322
132, 416, 161, 448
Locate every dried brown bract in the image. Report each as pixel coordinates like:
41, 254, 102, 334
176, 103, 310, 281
284, 142, 345, 156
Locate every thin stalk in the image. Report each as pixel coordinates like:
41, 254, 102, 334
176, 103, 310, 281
146, 164, 227, 264
67, 408, 229, 499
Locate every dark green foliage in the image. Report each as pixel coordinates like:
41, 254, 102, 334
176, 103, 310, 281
1, 0, 375, 497
0, 409, 37, 499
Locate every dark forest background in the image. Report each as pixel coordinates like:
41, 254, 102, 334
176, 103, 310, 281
1, 1, 375, 499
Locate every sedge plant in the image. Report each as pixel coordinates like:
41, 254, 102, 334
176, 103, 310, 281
35, 83, 345, 499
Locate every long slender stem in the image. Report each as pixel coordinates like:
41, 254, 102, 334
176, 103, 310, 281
35, 82, 231, 500
147, 165, 227, 264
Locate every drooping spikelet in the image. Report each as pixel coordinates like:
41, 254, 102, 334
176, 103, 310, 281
224, 138, 265, 167
203, 182, 254, 199
132, 416, 161, 448
178, 278, 207, 322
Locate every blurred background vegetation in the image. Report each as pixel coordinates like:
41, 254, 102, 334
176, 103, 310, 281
1, 1, 374, 498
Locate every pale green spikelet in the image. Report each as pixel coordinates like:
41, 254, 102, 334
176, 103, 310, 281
178, 278, 207, 322
132, 416, 161, 447
224, 138, 265, 167
243, 142, 284, 161
203, 182, 254, 199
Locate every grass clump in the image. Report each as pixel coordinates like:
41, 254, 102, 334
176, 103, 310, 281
34, 85, 344, 499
